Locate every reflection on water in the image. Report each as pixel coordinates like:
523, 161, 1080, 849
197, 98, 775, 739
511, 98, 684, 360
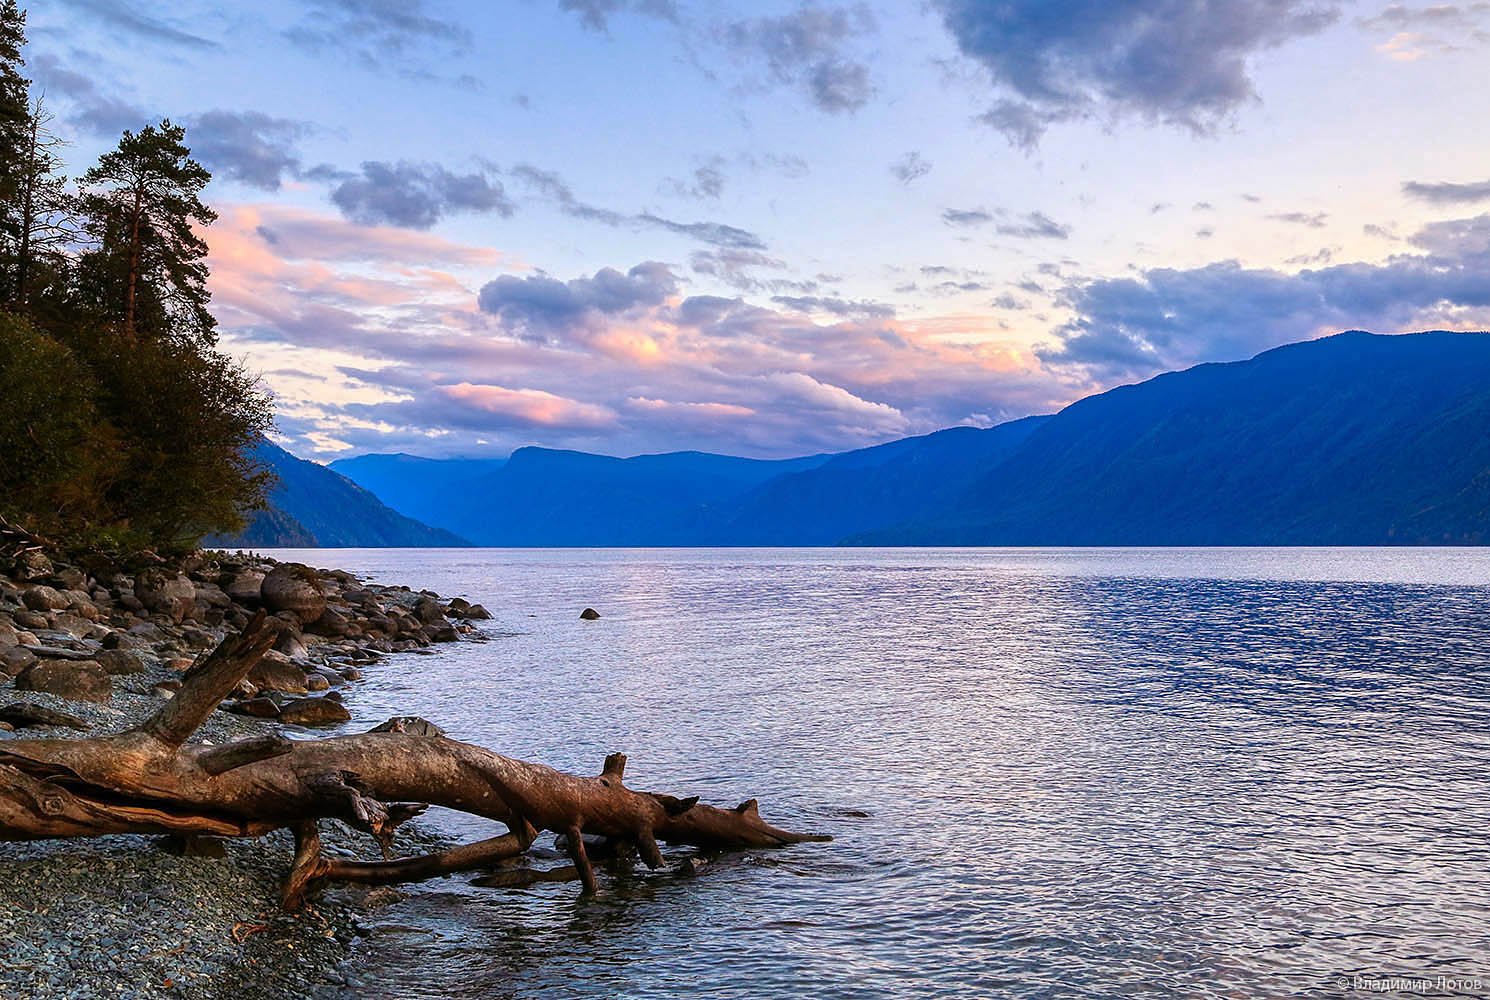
261, 548, 1490, 999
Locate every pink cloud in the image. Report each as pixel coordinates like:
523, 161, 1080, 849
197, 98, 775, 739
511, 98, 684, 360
440, 383, 618, 428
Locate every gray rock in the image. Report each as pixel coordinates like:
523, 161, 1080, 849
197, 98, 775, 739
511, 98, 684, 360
369, 716, 445, 738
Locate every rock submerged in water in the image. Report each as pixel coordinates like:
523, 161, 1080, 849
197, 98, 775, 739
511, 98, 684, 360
580, 608, 601, 620
260, 564, 328, 624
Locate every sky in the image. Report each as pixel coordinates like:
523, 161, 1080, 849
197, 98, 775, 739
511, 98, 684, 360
22, 0, 1490, 460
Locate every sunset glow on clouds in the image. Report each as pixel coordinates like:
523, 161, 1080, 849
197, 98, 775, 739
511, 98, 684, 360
28, 0, 1490, 459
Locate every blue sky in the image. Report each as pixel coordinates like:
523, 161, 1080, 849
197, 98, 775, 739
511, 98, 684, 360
25, 0, 1490, 459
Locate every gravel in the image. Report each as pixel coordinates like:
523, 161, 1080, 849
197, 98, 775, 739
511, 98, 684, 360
0, 551, 476, 1000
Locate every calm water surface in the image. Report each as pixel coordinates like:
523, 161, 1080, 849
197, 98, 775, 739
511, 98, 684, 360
260, 548, 1490, 999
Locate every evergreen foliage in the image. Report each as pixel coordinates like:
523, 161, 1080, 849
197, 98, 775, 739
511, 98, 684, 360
0, 3, 272, 553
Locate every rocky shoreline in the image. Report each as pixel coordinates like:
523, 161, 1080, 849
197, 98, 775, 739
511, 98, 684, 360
0, 528, 487, 999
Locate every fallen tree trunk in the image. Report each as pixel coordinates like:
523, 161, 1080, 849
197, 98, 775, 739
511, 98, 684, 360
0, 611, 828, 908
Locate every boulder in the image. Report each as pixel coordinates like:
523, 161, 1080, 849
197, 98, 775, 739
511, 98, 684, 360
62, 590, 99, 620
226, 697, 281, 719
13, 609, 49, 630
222, 569, 265, 606
580, 607, 601, 620
447, 598, 492, 620
413, 596, 446, 624
136, 572, 197, 624
48, 566, 87, 591
275, 631, 309, 661
95, 648, 149, 676
369, 716, 446, 738
14, 659, 112, 703
21, 586, 69, 612
246, 656, 310, 695
278, 697, 352, 726
13, 550, 53, 580
428, 623, 459, 643
305, 606, 351, 638
261, 565, 326, 624
0, 645, 38, 678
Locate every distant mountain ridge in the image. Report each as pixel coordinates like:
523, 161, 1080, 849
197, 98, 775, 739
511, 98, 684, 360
297, 331, 1490, 547
210, 442, 470, 548
863, 330, 1490, 545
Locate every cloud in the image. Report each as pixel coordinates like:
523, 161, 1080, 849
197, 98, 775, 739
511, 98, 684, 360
942, 207, 1070, 238
943, 207, 994, 226
28, 53, 150, 137
891, 151, 933, 184
770, 295, 896, 318
1267, 210, 1329, 227
511, 163, 767, 249
209, 204, 1065, 459
723, 5, 877, 113
476, 262, 678, 340
996, 211, 1070, 240
287, 0, 472, 67
183, 111, 312, 191
936, 0, 1341, 147
688, 248, 818, 294
439, 383, 618, 429
51, 0, 217, 50
557, 0, 679, 32
1403, 178, 1490, 205
1361, 3, 1490, 58
665, 160, 726, 200
1040, 212, 1490, 380
242, 205, 506, 268
330, 162, 513, 228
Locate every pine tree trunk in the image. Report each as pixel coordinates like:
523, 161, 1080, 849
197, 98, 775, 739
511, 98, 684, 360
122, 183, 143, 338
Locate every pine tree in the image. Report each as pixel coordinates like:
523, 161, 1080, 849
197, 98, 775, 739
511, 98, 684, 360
77, 120, 217, 343
0, 0, 33, 276
8, 98, 72, 307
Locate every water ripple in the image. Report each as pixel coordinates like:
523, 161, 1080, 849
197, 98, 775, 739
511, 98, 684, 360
255, 547, 1490, 999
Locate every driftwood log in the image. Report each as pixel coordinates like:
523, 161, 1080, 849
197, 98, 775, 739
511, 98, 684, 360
0, 612, 827, 908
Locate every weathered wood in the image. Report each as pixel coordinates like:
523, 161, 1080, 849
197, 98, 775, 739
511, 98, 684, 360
0, 619, 829, 910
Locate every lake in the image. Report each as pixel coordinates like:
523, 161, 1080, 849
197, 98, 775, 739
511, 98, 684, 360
260, 548, 1490, 999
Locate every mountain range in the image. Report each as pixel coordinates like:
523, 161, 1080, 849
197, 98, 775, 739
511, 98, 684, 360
208, 442, 469, 548
218, 331, 1490, 548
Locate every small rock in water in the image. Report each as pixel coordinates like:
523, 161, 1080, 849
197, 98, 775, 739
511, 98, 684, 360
278, 697, 352, 726
580, 608, 601, 621
369, 716, 446, 738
